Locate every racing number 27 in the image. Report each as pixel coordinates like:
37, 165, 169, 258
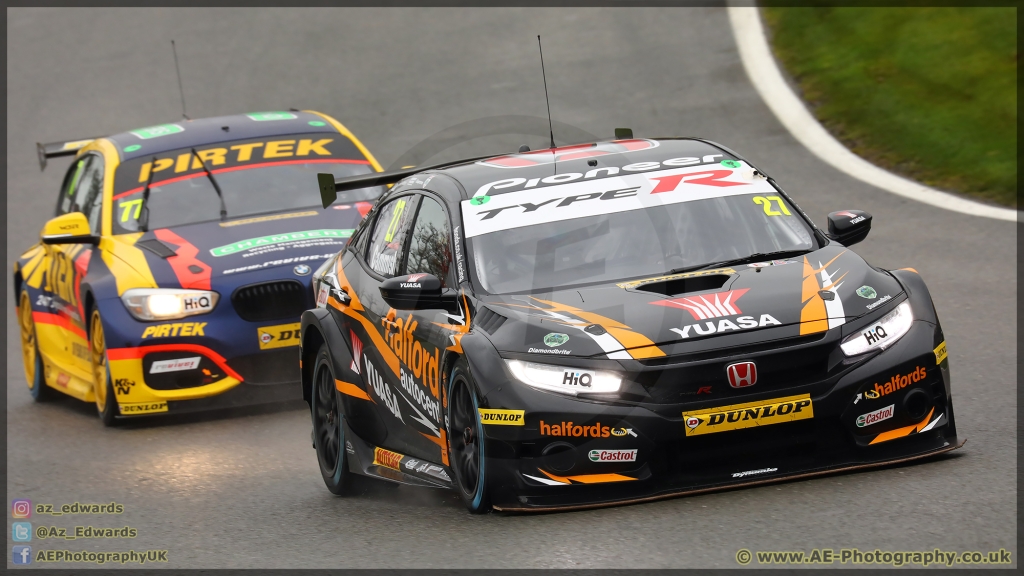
753, 196, 791, 216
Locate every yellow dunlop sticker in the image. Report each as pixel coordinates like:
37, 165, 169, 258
479, 409, 525, 426
934, 341, 948, 365
617, 267, 736, 290
119, 401, 168, 415
258, 322, 301, 350
682, 394, 813, 437
219, 210, 318, 227
372, 447, 403, 470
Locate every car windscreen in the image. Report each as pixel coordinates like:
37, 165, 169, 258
462, 166, 816, 295
111, 133, 380, 234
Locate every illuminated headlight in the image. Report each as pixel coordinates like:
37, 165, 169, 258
840, 301, 913, 357
121, 288, 219, 321
505, 359, 621, 396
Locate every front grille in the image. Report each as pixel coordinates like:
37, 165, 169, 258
231, 349, 300, 385
637, 333, 835, 403
231, 280, 308, 322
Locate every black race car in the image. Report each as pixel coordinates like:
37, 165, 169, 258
300, 136, 961, 512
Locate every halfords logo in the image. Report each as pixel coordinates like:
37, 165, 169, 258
856, 404, 895, 428
682, 394, 813, 436
872, 366, 927, 397
540, 420, 616, 437
373, 447, 403, 471
589, 449, 637, 463
479, 409, 525, 426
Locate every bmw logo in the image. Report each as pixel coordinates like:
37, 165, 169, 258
293, 265, 311, 276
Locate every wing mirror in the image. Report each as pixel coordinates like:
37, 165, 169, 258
826, 210, 872, 247
41, 212, 99, 245
379, 274, 458, 311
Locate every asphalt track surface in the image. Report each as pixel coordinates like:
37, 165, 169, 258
6, 7, 1017, 569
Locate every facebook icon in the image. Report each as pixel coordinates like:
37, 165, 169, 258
12, 545, 33, 565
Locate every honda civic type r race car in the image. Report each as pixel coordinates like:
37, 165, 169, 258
302, 137, 961, 512
14, 111, 382, 425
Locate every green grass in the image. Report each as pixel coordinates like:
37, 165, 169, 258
762, 7, 1017, 207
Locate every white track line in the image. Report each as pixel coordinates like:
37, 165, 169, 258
727, 6, 1019, 222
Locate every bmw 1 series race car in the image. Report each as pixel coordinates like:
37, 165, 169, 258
301, 136, 961, 512
14, 111, 382, 425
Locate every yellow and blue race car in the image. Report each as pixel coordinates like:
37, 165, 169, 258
14, 111, 382, 425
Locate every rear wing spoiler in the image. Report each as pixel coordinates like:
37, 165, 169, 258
36, 138, 101, 171
316, 153, 500, 209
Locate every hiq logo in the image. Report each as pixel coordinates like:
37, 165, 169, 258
862, 325, 889, 346
12, 545, 32, 565
11, 522, 32, 542
11, 499, 31, 518
562, 371, 593, 387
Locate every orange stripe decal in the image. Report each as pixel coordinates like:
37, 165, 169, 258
539, 469, 637, 484
33, 311, 87, 341
336, 379, 372, 401
869, 407, 935, 445
153, 229, 213, 290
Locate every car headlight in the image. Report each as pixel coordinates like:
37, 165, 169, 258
505, 359, 621, 396
840, 300, 913, 357
121, 288, 219, 321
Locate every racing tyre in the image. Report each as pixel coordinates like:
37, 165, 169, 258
19, 290, 53, 401
447, 358, 491, 514
89, 309, 118, 427
312, 343, 355, 495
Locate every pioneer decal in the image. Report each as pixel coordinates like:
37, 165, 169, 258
462, 161, 775, 238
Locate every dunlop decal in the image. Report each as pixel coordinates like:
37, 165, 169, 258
372, 447, 403, 471
682, 394, 813, 436
257, 323, 301, 350
934, 341, 948, 365
479, 409, 525, 426
119, 401, 169, 415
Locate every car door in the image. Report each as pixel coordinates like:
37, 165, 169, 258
42, 153, 104, 377
345, 194, 421, 453
395, 193, 458, 463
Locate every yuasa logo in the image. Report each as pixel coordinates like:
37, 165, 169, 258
726, 362, 757, 388
350, 330, 363, 374
589, 449, 638, 462
656, 289, 749, 321
365, 355, 402, 422
856, 404, 894, 427
657, 289, 781, 340
150, 357, 201, 374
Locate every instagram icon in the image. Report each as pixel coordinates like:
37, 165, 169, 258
11, 499, 31, 518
